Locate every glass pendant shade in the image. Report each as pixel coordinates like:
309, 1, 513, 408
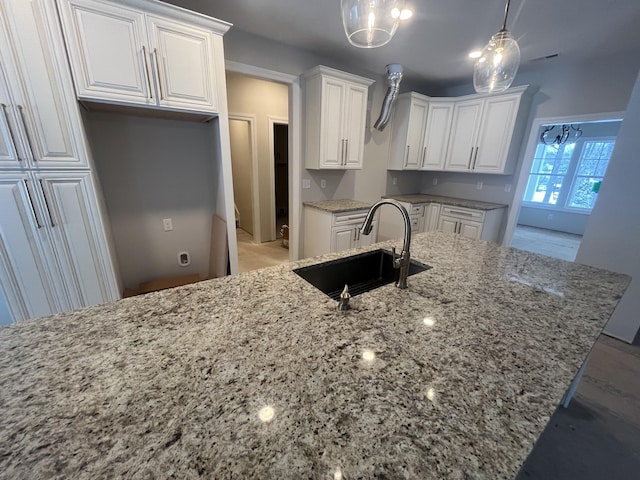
341, 0, 405, 48
473, 30, 520, 94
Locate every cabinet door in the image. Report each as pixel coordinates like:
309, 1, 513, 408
423, 203, 441, 232
0, 175, 63, 322
36, 172, 118, 309
331, 225, 356, 253
473, 94, 520, 173
458, 220, 483, 240
437, 215, 458, 234
444, 99, 483, 171
404, 99, 428, 169
147, 15, 218, 113
57, 0, 151, 105
320, 78, 345, 168
342, 82, 367, 169
0, 72, 21, 167
422, 102, 453, 170
0, 0, 87, 167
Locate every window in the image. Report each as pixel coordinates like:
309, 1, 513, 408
523, 133, 616, 212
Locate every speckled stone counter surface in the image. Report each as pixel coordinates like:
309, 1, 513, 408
304, 199, 373, 213
384, 193, 507, 210
0, 232, 629, 480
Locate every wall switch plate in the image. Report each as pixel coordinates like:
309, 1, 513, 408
163, 218, 173, 231
320, 179, 326, 188
392, 177, 397, 185
504, 183, 512, 193
476, 181, 483, 190
432, 178, 438, 185
302, 179, 311, 189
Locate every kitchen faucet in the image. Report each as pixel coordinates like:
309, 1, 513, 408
360, 200, 412, 289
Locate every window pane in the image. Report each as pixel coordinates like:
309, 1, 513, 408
577, 157, 598, 175
568, 177, 601, 210
524, 174, 563, 205
595, 159, 609, 176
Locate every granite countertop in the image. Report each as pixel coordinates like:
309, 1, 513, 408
304, 199, 373, 213
384, 193, 508, 211
0, 232, 629, 479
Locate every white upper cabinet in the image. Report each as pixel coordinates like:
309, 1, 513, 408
0, 0, 88, 168
304, 66, 373, 170
388, 93, 429, 170
57, 0, 229, 114
422, 101, 454, 170
0, 67, 21, 167
444, 87, 528, 174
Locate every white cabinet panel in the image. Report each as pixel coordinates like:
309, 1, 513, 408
56, 0, 226, 114
474, 94, 520, 173
304, 66, 373, 170
422, 102, 453, 170
0, 174, 63, 322
445, 99, 483, 171
147, 15, 217, 112
388, 93, 429, 170
0, 0, 87, 168
37, 172, 117, 309
331, 225, 356, 253
459, 220, 483, 240
58, 0, 150, 104
437, 215, 459, 235
304, 206, 377, 257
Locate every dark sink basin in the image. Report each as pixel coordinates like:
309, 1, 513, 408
293, 249, 430, 301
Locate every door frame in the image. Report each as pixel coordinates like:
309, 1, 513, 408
228, 113, 260, 241
225, 60, 301, 260
503, 110, 625, 247
268, 116, 289, 241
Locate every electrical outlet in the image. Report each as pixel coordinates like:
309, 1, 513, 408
505, 183, 512, 193
163, 218, 173, 231
178, 251, 190, 266
432, 177, 438, 185
302, 179, 311, 189
476, 181, 483, 190
321, 179, 326, 189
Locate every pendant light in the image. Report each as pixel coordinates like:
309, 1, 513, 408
341, 0, 405, 48
473, 0, 520, 94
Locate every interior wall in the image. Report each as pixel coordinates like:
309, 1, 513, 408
229, 119, 254, 234
84, 111, 216, 290
576, 68, 640, 343
225, 71, 288, 242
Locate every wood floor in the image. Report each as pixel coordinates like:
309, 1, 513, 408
236, 228, 290, 273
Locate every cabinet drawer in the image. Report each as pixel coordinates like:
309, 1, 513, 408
332, 210, 368, 226
410, 216, 420, 230
440, 205, 485, 222
409, 204, 424, 216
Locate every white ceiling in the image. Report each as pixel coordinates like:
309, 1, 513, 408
167, 0, 640, 86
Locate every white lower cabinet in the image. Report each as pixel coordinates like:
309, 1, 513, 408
378, 201, 440, 241
304, 207, 378, 258
436, 205, 504, 242
0, 171, 119, 322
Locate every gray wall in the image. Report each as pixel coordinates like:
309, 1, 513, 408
85, 112, 217, 290
576, 69, 640, 343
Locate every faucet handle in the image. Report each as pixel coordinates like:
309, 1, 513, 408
391, 247, 401, 269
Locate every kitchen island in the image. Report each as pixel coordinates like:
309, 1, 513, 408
0, 232, 629, 479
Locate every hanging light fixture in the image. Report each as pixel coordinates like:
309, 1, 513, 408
341, 0, 406, 48
473, 0, 520, 94
540, 124, 583, 145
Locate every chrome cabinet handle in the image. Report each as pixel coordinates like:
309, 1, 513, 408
472, 147, 479, 169
142, 46, 153, 99
39, 179, 55, 227
1, 103, 21, 161
23, 179, 42, 229
17, 106, 36, 161
405, 145, 410, 166
422, 146, 427, 167
352, 227, 357, 242
153, 48, 164, 100
344, 139, 349, 164
467, 147, 474, 169
341, 139, 346, 165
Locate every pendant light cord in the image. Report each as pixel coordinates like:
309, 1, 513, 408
501, 0, 511, 32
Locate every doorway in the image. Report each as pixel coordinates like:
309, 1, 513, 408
271, 121, 289, 240
506, 114, 623, 261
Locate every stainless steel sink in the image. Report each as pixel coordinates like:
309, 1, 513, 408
293, 249, 430, 301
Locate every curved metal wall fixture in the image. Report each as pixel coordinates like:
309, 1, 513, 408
374, 63, 403, 132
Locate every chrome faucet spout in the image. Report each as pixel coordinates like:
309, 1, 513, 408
360, 200, 412, 289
